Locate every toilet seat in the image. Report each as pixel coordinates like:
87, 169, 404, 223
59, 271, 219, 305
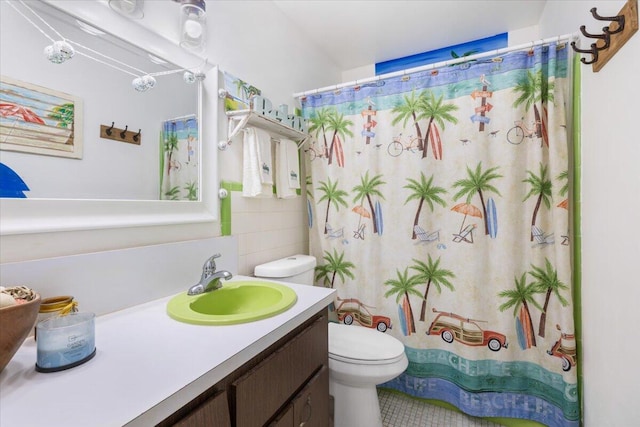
328, 322, 406, 365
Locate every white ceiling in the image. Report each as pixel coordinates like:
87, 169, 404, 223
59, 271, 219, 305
272, 0, 548, 70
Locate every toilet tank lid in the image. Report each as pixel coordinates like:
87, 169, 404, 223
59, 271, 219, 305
329, 323, 405, 361
254, 255, 316, 278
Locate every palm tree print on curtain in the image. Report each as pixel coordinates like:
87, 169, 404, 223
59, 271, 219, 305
512, 69, 555, 147
326, 110, 354, 166
391, 90, 426, 151
352, 171, 385, 236
452, 162, 502, 235
308, 108, 332, 160
160, 117, 198, 201
315, 249, 355, 289
303, 42, 578, 427
404, 173, 447, 240
499, 272, 543, 349
316, 177, 348, 234
523, 162, 553, 241
384, 268, 422, 334
411, 255, 455, 322
420, 92, 459, 159
530, 258, 569, 338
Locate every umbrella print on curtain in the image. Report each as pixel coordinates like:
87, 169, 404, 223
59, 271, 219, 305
451, 202, 482, 243
352, 205, 370, 240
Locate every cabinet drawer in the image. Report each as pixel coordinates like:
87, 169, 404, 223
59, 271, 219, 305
172, 390, 231, 427
232, 316, 328, 427
292, 366, 329, 427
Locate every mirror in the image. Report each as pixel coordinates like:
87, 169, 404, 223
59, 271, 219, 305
0, 0, 218, 235
1, 0, 200, 200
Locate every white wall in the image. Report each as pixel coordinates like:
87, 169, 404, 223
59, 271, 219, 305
0, 1, 340, 266
539, 1, 640, 426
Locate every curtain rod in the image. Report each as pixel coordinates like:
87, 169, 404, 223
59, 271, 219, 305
293, 32, 578, 98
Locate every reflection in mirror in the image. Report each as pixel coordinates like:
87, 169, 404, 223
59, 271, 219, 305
0, 0, 200, 201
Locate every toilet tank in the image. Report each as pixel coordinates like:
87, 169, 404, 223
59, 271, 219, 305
254, 255, 316, 285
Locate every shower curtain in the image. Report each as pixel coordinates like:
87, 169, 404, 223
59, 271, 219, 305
160, 116, 199, 200
302, 42, 578, 427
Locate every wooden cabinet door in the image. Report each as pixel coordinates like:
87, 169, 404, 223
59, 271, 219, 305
232, 317, 328, 427
292, 366, 329, 427
172, 390, 231, 427
269, 405, 294, 427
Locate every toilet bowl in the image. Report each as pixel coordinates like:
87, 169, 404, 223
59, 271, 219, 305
254, 255, 408, 427
329, 322, 408, 427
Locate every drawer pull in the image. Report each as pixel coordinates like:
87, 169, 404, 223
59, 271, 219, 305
299, 396, 312, 427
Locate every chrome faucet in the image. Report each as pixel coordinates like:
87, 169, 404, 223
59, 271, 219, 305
187, 254, 233, 295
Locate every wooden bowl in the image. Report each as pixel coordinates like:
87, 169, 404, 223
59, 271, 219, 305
0, 294, 41, 373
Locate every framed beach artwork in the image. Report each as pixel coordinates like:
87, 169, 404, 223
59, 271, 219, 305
221, 71, 261, 112
0, 75, 83, 159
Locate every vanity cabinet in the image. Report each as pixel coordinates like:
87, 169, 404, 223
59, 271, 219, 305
269, 366, 329, 427
160, 310, 329, 427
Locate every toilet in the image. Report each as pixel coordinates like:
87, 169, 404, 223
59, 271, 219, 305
254, 255, 408, 427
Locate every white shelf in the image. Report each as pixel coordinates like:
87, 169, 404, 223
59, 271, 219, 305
220, 109, 311, 151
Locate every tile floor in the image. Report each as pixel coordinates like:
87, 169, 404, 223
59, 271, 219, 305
378, 389, 502, 427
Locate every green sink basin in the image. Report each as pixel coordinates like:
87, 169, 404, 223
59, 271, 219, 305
167, 280, 297, 325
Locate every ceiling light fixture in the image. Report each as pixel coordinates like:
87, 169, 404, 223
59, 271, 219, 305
179, 0, 206, 52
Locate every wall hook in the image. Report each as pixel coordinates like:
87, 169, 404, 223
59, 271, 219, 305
106, 121, 114, 136
579, 25, 612, 50
133, 129, 141, 142
571, 42, 599, 64
590, 7, 626, 34
120, 125, 128, 139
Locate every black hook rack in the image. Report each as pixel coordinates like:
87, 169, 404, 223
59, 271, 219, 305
571, 0, 638, 72
100, 122, 142, 145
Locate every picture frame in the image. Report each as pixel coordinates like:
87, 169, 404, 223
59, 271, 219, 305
0, 75, 83, 159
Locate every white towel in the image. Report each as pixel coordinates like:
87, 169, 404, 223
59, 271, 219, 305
243, 127, 273, 198
285, 139, 300, 190
276, 139, 300, 199
255, 128, 273, 185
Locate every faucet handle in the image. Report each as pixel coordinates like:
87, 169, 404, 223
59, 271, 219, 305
203, 253, 222, 272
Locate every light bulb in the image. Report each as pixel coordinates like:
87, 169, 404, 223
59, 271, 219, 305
183, 19, 202, 39
44, 40, 75, 64
183, 71, 196, 84
132, 75, 156, 92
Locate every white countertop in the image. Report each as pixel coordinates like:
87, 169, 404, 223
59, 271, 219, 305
0, 276, 335, 427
